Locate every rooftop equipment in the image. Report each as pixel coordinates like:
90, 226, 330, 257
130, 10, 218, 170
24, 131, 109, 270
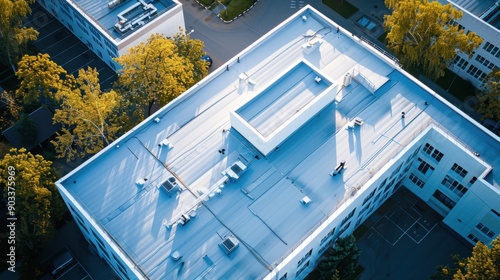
161, 177, 178, 192
300, 196, 312, 205
219, 236, 239, 255
222, 161, 247, 180
114, 0, 157, 33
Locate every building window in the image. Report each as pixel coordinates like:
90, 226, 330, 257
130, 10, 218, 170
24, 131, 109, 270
467, 233, 479, 243
417, 158, 435, 177
340, 209, 356, 226
384, 178, 395, 193
475, 54, 497, 70
320, 227, 336, 245
279, 273, 287, 280
451, 163, 468, 178
363, 189, 376, 206
338, 221, 351, 237
476, 223, 495, 238
453, 56, 469, 70
423, 143, 444, 162
296, 261, 310, 277
466, 65, 486, 81
483, 42, 500, 57
441, 175, 468, 197
432, 190, 456, 210
468, 176, 477, 186
408, 173, 425, 188
360, 203, 370, 215
378, 178, 387, 191
297, 249, 313, 267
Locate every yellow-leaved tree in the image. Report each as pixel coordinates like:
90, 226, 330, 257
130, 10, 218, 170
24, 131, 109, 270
0, 0, 39, 72
15, 53, 67, 106
0, 148, 65, 258
52, 67, 122, 161
477, 69, 500, 121
384, 0, 483, 79
115, 32, 208, 122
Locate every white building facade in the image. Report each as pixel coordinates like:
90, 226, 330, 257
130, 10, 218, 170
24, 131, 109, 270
38, 0, 185, 71
56, 6, 500, 280
445, 0, 500, 88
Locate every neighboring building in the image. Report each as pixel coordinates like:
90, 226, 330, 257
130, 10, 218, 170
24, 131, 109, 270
56, 6, 500, 280
444, 0, 500, 88
37, 0, 185, 71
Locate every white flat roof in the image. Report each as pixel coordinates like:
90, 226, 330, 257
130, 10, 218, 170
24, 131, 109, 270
57, 5, 500, 279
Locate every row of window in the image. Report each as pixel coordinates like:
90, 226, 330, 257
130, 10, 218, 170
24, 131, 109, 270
422, 143, 444, 162
483, 42, 500, 59
476, 223, 495, 238
408, 173, 425, 188
441, 175, 468, 198
451, 163, 468, 178
475, 54, 498, 70
466, 65, 487, 82
432, 189, 456, 210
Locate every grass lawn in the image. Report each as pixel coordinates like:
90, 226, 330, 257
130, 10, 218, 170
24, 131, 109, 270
322, 0, 359, 18
435, 69, 476, 101
219, 0, 257, 21
197, 0, 215, 7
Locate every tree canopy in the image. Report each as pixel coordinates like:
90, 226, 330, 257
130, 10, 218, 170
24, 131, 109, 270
477, 69, 500, 121
432, 236, 500, 280
114, 32, 208, 120
15, 53, 67, 106
0, 0, 39, 72
0, 148, 66, 256
52, 67, 122, 161
384, 0, 483, 79
318, 235, 362, 279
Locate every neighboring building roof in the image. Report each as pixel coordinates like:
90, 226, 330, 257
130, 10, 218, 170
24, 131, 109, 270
57, 5, 500, 280
70, 0, 177, 40
2, 107, 62, 150
448, 0, 500, 30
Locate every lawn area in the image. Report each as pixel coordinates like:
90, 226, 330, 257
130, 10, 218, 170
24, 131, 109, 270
197, 0, 215, 7
219, 0, 257, 21
435, 69, 476, 101
322, 0, 359, 18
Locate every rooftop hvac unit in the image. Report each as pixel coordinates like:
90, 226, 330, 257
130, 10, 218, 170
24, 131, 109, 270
171, 251, 181, 261
159, 138, 173, 149
136, 178, 147, 187
314, 76, 322, 83
300, 196, 312, 205
108, 0, 124, 9
223, 161, 247, 181
154, 117, 161, 123
161, 177, 177, 192
343, 72, 352, 87
219, 236, 239, 255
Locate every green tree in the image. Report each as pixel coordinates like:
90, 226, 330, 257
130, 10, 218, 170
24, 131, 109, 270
0, 148, 66, 258
115, 32, 207, 121
384, 0, 482, 79
172, 28, 209, 82
432, 236, 500, 280
52, 67, 121, 161
0, 0, 39, 72
318, 235, 362, 279
477, 69, 500, 121
15, 53, 67, 106
16, 113, 37, 146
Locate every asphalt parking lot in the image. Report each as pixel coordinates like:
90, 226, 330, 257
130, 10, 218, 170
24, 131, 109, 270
358, 187, 472, 280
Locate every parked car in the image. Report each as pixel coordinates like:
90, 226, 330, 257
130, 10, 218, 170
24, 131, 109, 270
201, 54, 213, 67
47, 248, 75, 276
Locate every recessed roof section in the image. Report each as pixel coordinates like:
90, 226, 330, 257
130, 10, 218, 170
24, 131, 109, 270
71, 0, 177, 40
230, 60, 338, 156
